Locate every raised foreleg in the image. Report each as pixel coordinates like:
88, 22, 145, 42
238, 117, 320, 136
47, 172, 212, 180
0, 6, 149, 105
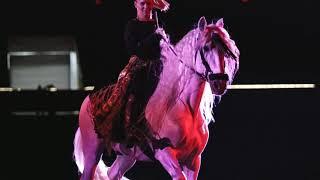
182, 155, 201, 180
154, 147, 186, 180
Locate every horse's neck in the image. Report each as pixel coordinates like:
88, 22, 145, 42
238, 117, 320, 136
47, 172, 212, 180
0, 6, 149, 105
156, 29, 206, 114
155, 61, 206, 115
179, 70, 206, 111
145, 29, 205, 132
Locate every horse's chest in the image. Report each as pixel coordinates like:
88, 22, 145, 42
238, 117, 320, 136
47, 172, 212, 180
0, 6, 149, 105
175, 115, 209, 159
178, 112, 208, 144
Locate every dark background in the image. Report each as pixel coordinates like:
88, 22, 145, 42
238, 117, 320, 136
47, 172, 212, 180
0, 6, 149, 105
0, 0, 319, 179
1, 89, 319, 180
1, 0, 319, 86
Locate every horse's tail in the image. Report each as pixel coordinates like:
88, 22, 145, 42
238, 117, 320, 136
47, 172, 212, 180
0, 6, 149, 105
73, 128, 85, 174
73, 128, 110, 180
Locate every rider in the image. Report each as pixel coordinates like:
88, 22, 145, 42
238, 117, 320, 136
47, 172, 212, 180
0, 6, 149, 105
89, 0, 170, 154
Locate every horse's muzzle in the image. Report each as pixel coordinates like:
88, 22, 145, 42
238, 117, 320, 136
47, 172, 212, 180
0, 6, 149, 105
209, 80, 227, 95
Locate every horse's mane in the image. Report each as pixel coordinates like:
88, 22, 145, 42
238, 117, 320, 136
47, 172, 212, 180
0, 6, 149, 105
174, 29, 217, 125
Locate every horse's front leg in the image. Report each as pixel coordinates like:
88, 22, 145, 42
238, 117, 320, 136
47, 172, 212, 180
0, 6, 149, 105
155, 147, 186, 180
182, 155, 201, 180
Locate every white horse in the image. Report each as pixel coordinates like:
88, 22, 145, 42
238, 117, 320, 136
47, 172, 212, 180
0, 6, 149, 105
74, 16, 240, 180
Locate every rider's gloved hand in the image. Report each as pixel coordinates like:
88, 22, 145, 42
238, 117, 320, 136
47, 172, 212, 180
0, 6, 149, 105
155, 28, 169, 43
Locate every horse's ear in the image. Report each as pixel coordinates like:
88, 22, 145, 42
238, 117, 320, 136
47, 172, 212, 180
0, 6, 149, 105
198, 16, 207, 32
216, 18, 224, 27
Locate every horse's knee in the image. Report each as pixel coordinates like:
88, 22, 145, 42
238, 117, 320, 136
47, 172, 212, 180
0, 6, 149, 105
155, 148, 186, 180
182, 156, 201, 180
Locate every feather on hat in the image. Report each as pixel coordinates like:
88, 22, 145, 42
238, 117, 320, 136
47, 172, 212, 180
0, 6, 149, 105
153, 0, 170, 11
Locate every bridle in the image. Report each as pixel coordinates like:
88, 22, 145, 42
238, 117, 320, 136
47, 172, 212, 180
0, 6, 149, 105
197, 48, 229, 81
166, 31, 230, 82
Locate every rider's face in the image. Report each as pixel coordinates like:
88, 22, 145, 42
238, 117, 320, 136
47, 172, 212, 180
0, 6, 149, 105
135, 0, 153, 21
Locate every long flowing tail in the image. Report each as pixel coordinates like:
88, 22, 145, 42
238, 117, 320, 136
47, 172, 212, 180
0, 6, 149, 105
73, 128, 110, 180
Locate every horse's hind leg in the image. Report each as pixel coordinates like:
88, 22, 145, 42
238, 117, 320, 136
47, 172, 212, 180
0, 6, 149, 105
155, 147, 186, 180
81, 143, 104, 180
182, 155, 201, 180
107, 154, 136, 179
79, 96, 104, 180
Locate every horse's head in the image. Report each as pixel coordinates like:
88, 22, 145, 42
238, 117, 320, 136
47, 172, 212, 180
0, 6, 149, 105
193, 16, 240, 95
159, 16, 239, 96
